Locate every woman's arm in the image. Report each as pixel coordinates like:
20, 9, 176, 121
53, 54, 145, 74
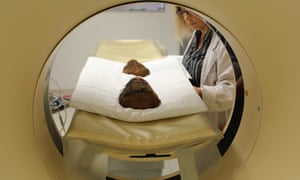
200, 38, 236, 112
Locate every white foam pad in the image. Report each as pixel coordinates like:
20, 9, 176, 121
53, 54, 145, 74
70, 56, 207, 122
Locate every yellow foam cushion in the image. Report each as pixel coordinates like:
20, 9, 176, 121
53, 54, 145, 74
66, 110, 222, 153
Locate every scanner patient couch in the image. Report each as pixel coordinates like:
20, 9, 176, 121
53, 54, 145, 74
63, 40, 223, 180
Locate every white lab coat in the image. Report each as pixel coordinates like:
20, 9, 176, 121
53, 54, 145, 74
183, 31, 236, 128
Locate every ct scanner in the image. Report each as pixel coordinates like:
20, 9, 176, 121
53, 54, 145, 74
1, 0, 300, 179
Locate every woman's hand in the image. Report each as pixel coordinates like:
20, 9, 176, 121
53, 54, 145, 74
194, 87, 203, 98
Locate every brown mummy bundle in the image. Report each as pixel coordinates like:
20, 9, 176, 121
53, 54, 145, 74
122, 59, 150, 77
119, 77, 161, 109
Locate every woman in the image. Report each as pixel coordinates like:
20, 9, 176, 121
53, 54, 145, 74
175, 6, 236, 130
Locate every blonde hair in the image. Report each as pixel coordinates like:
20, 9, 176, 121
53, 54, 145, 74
174, 6, 193, 45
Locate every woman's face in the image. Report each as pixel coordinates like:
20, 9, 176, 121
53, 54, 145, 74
177, 7, 208, 31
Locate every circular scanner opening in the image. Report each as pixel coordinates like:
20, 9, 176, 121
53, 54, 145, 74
34, 2, 260, 180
